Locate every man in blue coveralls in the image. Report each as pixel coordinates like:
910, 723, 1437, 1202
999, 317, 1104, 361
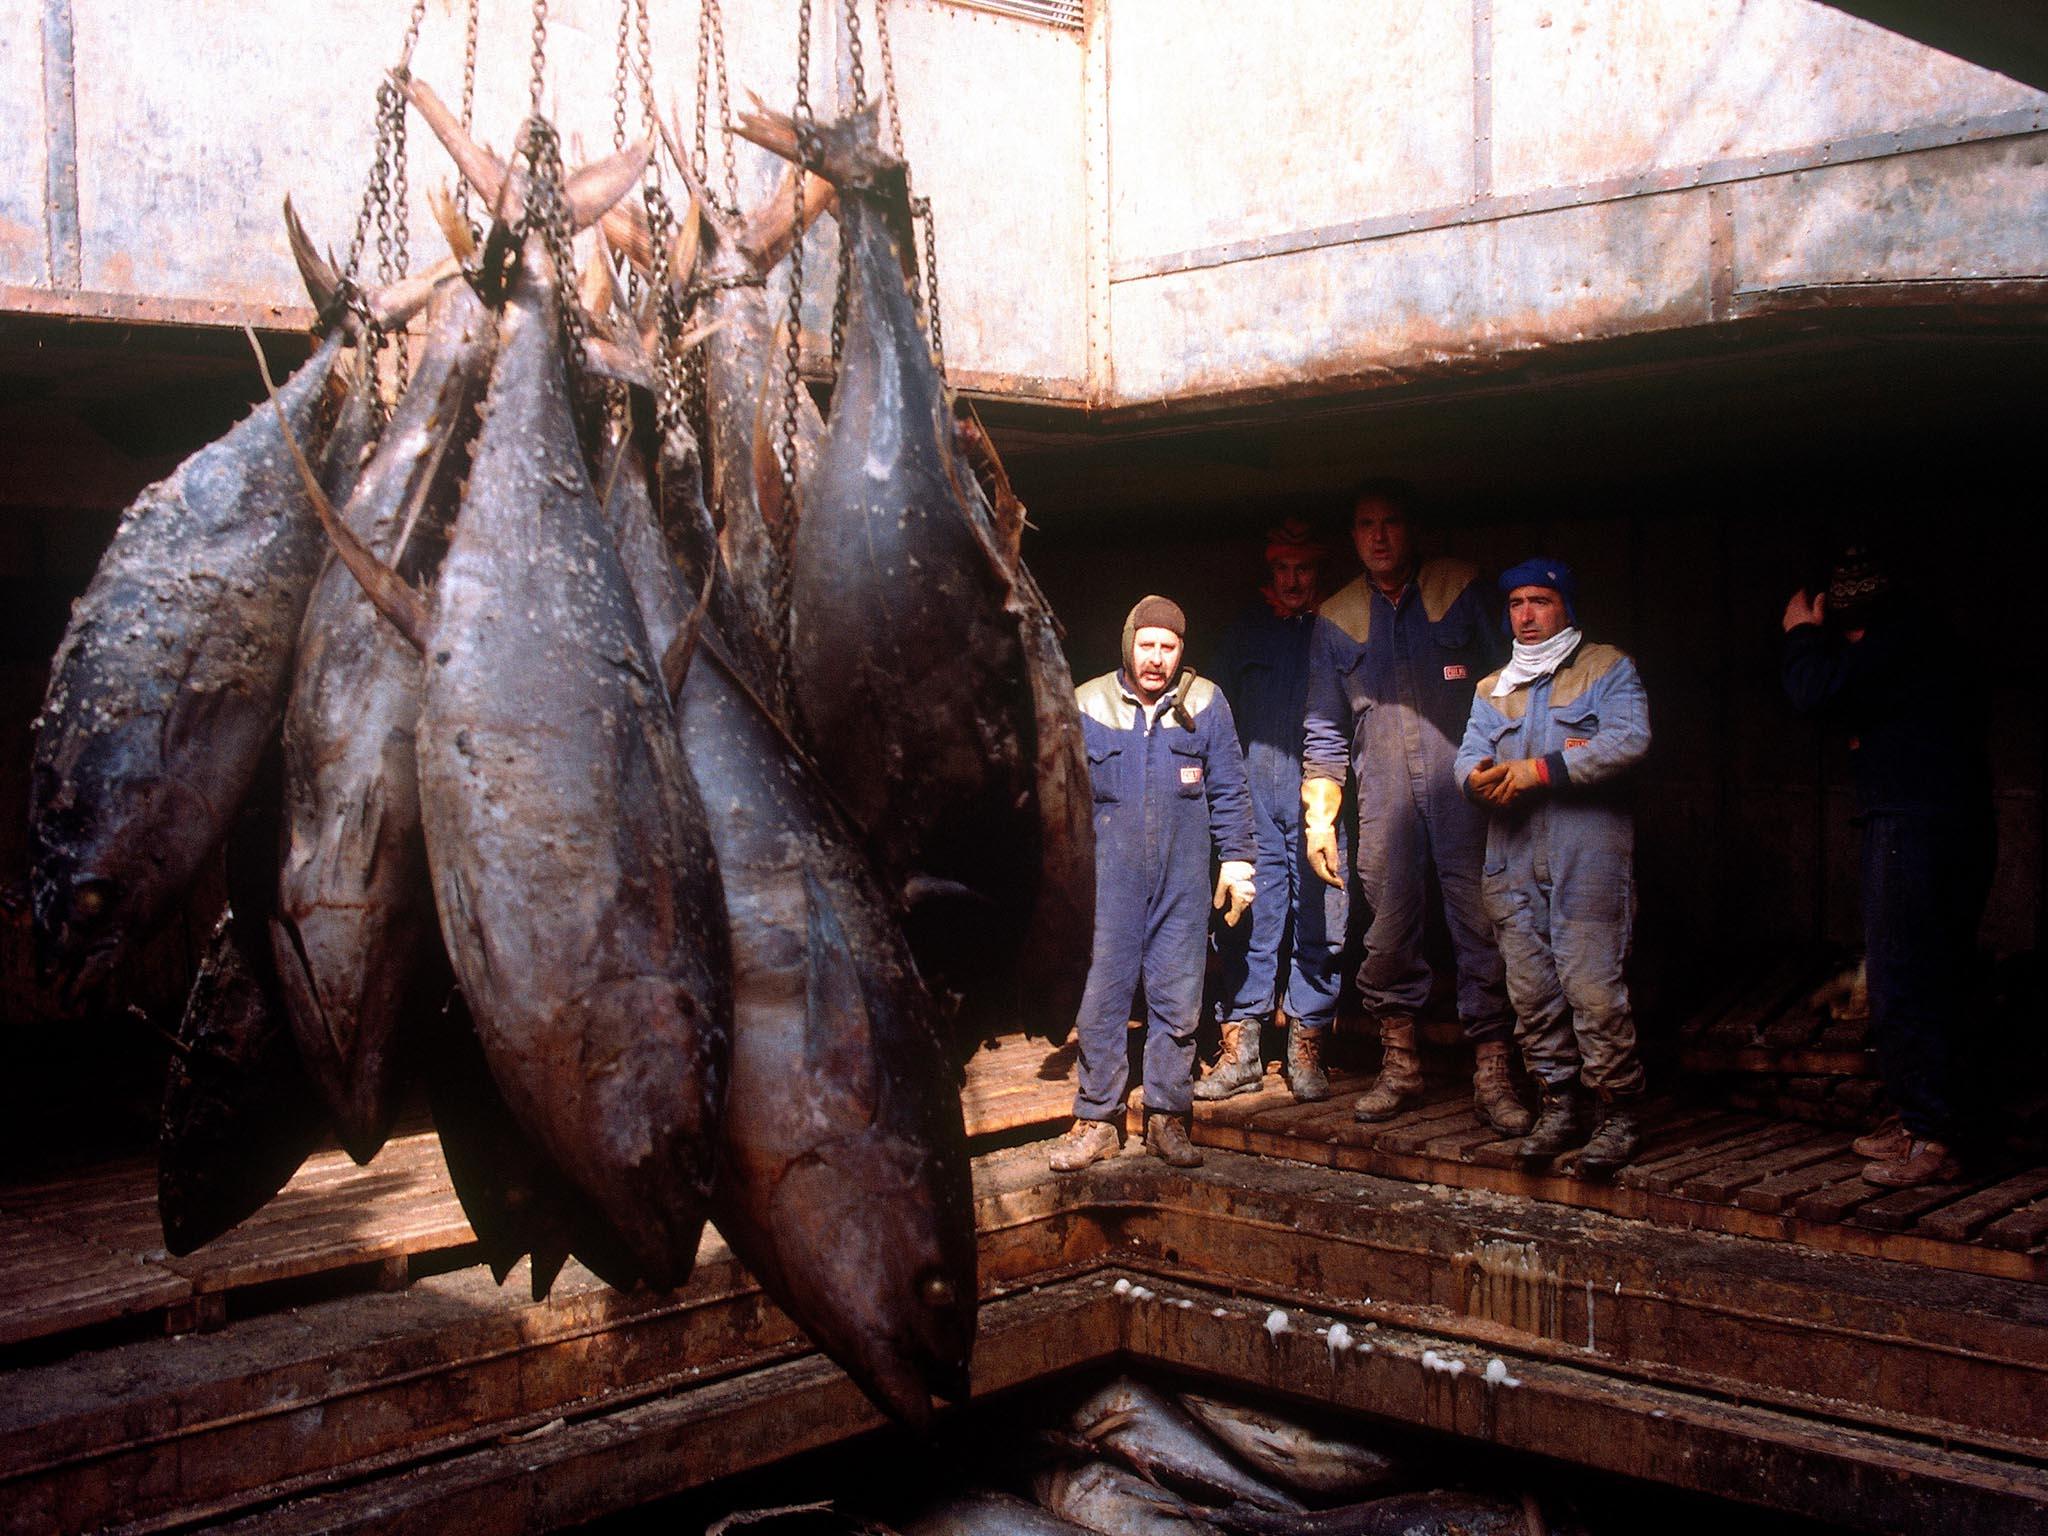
1196, 518, 1336, 1102
1300, 483, 1528, 1134
1051, 596, 1258, 1172
1457, 558, 1652, 1174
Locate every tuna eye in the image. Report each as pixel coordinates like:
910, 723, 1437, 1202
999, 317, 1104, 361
920, 1273, 956, 1309
72, 882, 112, 919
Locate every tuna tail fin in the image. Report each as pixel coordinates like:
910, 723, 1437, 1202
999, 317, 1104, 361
565, 139, 654, 236
660, 105, 746, 254
429, 184, 477, 265
732, 98, 896, 192
246, 327, 429, 653
404, 74, 509, 215
740, 163, 839, 273
283, 195, 346, 326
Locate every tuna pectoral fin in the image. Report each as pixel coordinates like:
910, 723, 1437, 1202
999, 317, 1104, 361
247, 328, 428, 653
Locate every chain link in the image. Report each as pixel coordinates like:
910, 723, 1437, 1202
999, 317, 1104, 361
612, 0, 632, 153
452, 0, 482, 226
870, 0, 946, 377
527, 0, 550, 117
773, 0, 819, 702
844, 0, 867, 110
519, 117, 589, 377
916, 196, 946, 377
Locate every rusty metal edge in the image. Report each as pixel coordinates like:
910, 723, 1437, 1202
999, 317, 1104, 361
38, 0, 81, 289
0, 284, 316, 334
1110, 112, 2048, 283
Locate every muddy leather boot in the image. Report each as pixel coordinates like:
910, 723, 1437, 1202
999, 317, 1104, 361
1194, 1019, 1264, 1101
1286, 1026, 1330, 1103
1144, 1112, 1204, 1168
1049, 1118, 1123, 1172
1352, 1016, 1423, 1121
1577, 1094, 1643, 1176
1471, 1040, 1532, 1136
1864, 1136, 1961, 1188
1517, 1080, 1585, 1162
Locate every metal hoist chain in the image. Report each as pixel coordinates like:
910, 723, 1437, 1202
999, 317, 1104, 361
828, 0, 870, 378
452, 0, 482, 228
520, 118, 589, 382
773, 0, 819, 699
691, 0, 742, 218
872, 0, 946, 377
527, 0, 551, 117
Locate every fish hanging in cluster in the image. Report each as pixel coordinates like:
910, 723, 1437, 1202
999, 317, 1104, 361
25, 71, 1092, 1428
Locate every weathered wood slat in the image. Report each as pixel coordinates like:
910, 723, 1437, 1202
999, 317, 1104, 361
1917, 1171, 2048, 1244
1676, 1130, 1846, 1202
1735, 1154, 1871, 1214
1979, 1200, 2048, 1254
1851, 1178, 1980, 1234
1792, 1172, 1888, 1224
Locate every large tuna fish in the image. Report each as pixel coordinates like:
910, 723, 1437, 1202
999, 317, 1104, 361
736, 106, 1091, 1047
597, 419, 977, 1427
317, 235, 732, 1289
1174, 1395, 1402, 1500
1070, 1378, 1305, 1512
158, 749, 323, 1255
270, 277, 494, 1163
29, 330, 352, 1000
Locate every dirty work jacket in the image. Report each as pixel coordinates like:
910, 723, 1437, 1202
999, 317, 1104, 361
1455, 640, 1651, 1095
1298, 562, 1510, 1034
1211, 603, 1325, 1022
1070, 669, 1256, 1120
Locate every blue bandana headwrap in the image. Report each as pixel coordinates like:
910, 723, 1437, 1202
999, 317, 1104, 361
1498, 557, 1578, 630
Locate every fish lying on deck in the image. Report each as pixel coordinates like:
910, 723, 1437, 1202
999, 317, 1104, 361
1174, 1395, 1402, 1500
1034, 1461, 1223, 1536
904, 1491, 1095, 1536
735, 104, 1091, 1048
1070, 1378, 1304, 1512
271, 276, 495, 1164
30, 329, 352, 1002
314, 235, 732, 1290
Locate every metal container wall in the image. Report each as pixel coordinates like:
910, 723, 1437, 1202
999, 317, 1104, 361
2, 0, 2044, 408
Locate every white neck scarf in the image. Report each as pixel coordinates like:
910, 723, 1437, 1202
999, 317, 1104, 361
1492, 627, 1582, 698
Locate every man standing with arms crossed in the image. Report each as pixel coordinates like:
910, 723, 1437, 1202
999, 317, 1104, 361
1300, 482, 1528, 1134
1198, 518, 1338, 1101
1051, 597, 1257, 1172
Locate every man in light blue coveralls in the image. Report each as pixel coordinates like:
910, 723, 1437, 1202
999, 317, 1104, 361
1197, 518, 1336, 1102
1300, 484, 1528, 1134
1457, 558, 1652, 1175
1051, 596, 1258, 1173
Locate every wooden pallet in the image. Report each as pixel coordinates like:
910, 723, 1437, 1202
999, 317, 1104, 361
1190, 1073, 2048, 1282
1677, 948, 1875, 1077
0, 1038, 1082, 1355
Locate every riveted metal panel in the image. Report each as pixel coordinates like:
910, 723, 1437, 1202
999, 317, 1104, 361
1733, 134, 2048, 290
869, 0, 1086, 389
1106, 0, 1475, 267
0, 0, 50, 285
1490, 0, 2048, 198
1108, 190, 1713, 407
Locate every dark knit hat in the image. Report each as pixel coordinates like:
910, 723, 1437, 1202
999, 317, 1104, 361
1263, 517, 1329, 565
1498, 556, 1578, 626
1122, 594, 1187, 672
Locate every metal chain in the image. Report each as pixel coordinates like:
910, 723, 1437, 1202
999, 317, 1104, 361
710, 1, 739, 213
612, 0, 632, 152
452, 0, 482, 226
692, 2, 713, 188
877, 0, 905, 156
643, 185, 690, 453
527, 0, 550, 116
520, 117, 588, 374
917, 196, 946, 377
844, 0, 867, 110
774, 0, 818, 698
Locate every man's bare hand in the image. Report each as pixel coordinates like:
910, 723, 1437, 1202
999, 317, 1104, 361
1782, 589, 1825, 632
1466, 757, 1507, 801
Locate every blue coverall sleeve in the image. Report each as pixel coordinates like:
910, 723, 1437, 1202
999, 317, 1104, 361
1550, 657, 1651, 788
1454, 695, 1504, 795
1202, 692, 1258, 863
1300, 619, 1351, 786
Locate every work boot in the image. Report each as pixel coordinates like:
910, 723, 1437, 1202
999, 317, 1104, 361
1048, 1118, 1123, 1173
1286, 1026, 1330, 1103
1864, 1137, 1961, 1188
1352, 1016, 1423, 1121
1851, 1114, 1909, 1161
1143, 1112, 1204, 1168
1471, 1039, 1533, 1136
1577, 1095, 1644, 1177
1194, 1019, 1264, 1101
1517, 1080, 1585, 1163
